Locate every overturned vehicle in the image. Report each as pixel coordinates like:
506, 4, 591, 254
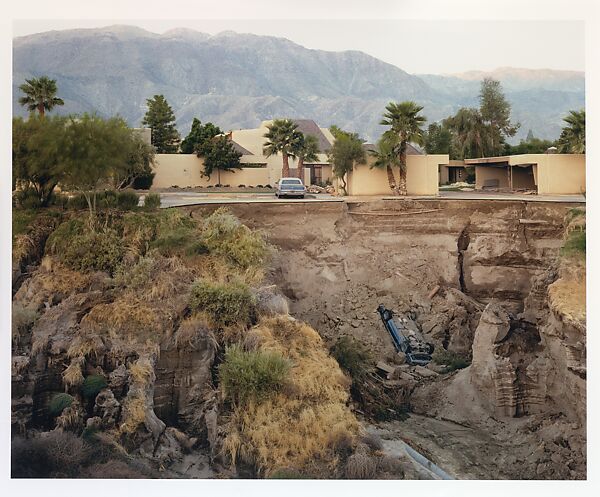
377, 304, 435, 366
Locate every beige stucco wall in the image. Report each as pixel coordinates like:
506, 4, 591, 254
345, 154, 446, 195
151, 154, 271, 189
475, 166, 509, 189
518, 154, 585, 195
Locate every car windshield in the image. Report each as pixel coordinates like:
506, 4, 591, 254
281, 179, 302, 185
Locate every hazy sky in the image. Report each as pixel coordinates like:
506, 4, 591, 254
12, 19, 585, 74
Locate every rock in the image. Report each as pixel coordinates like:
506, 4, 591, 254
254, 285, 289, 316
412, 365, 438, 378
94, 388, 121, 429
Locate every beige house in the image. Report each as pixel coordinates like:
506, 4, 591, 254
151, 119, 447, 195
151, 119, 335, 189
463, 153, 586, 195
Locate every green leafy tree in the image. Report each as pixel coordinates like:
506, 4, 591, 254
423, 122, 453, 155
369, 135, 401, 192
504, 136, 556, 155
60, 114, 132, 222
263, 119, 300, 178
479, 78, 519, 156
328, 128, 366, 195
557, 109, 585, 153
12, 115, 67, 206
444, 108, 489, 159
292, 133, 320, 181
180, 118, 223, 154
199, 135, 242, 184
112, 134, 156, 190
380, 101, 427, 195
18, 76, 64, 117
141, 95, 180, 153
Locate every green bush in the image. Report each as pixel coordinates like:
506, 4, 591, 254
48, 393, 74, 416
562, 230, 586, 256
46, 218, 125, 274
132, 172, 155, 190
97, 190, 119, 209
144, 192, 161, 210
116, 191, 140, 210
219, 345, 291, 404
81, 375, 108, 400
66, 193, 89, 210
432, 348, 470, 372
13, 187, 43, 209
201, 207, 269, 269
331, 336, 373, 380
189, 279, 255, 326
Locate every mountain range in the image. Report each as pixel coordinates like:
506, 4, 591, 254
13, 25, 585, 144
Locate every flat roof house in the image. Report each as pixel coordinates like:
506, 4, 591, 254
464, 153, 585, 195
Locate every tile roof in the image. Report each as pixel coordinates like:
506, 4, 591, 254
292, 119, 333, 152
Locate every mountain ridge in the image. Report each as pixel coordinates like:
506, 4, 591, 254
13, 26, 585, 143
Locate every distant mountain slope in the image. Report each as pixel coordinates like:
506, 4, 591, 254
13, 26, 585, 143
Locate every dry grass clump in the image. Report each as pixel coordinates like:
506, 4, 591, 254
189, 279, 256, 327
62, 357, 85, 389
219, 345, 291, 404
173, 314, 218, 351
223, 317, 359, 476
67, 334, 105, 360
12, 302, 39, 347
119, 395, 147, 435
114, 253, 196, 300
200, 207, 271, 270
80, 296, 171, 344
118, 357, 155, 435
46, 218, 125, 274
129, 356, 154, 386
345, 450, 378, 479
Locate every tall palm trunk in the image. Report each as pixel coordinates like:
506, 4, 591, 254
385, 165, 397, 194
398, 150, 407, 195
282, 152, 290, 177
37, 102, 45, 117
297, 157, 305, 181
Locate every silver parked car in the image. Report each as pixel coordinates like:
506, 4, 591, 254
275, 177, 306, 198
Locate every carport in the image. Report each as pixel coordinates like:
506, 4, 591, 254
465, 156, 537, 191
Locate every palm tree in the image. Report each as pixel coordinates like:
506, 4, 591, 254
18, 76, 64, 117
263, 119, 300, 178
558, 110, 585, 153
293, 134, 320, 181
380, 101, 427, 195
370, 136, 401, 192
444, 108, 489, 159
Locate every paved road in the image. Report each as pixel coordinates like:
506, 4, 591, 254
142, 190, 585, 208
149, 191, 343, 208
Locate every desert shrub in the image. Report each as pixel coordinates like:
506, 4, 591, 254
11, 431, 95, 478
148, 208, 199, 257
48, 393, 75, 416
223, 317, 359, 477
331, 336, 373, 380
189, 279, 255, 326
116, 190, 140, 210
238, 184, 246, 188
345, 450, 377, 479
200, 207, 270, 269
46, 218, 125, 274
144, 192, 161, 210
377, 455, 405, 477
219, 345, 291, 404
13, 187, 43, 209
82, 374, 108, 400
432, 348, 470, 372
